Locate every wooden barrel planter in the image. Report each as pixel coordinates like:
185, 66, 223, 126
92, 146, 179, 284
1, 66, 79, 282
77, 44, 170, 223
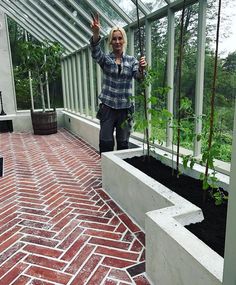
31, 109, 57, 135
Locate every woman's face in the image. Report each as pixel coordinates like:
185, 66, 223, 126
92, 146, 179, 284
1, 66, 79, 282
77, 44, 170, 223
111, 30, 124, 54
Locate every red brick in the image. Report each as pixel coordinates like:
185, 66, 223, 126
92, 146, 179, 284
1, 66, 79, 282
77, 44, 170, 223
130, 239, 143, 252
47, 197, 67, 211
47, 202, 70, 217
49, 207, 73, 224
11, 275, 31, 285
69, 195, 94, 202
58, 227, 83, 249
18, 193, 41, 199
109, 268, 132, 283
65, 244, 95, 274
18, 202, 45, 209
54, 220, 79, 240
0, 213, 19, 228
0, 202, 16, 215
70, 203, 100, 211
99, 204, 110, 213
140, 249, 145, 261
76, 215, 110, 224
0, 225, 21, 244
84, 229, 122, 240
90, 194, 100, 201
73, 208, 105, 217
135, 231, 146, 246
30, 279, 55, 285
70, 254, 102, 285
23, 244, 63, 258
86, 265, 110, 284
109, 216, 120, 226
0, 262, 28, 285
20, 227, 56, 238
0, 233, 23, 253
18, 213, 50, 223
0, 252, 26, 278
51, 213, 76, 231
18, 208, 48, 216
102, 257, 135, 268
95, 246, 139, 261
18, 197, 44, 204
25, 265, 71, 284
123, 230, 134, 242
133, 274, 151, 285
21, 235, 58, 247
68, 198, 95, 206
0, 243, 25, 265
118, 214, 140, 233
107, 200, 123, 215
115, 223, 127, 233
96, 189, 111, 201
24, 254, 67, 270
61, 235, 89, 261
19, 220, 52, 230
95, 199, 104, 206
80, 221, 116, 232
103, 279, 118, 285
89, 237, 130, 250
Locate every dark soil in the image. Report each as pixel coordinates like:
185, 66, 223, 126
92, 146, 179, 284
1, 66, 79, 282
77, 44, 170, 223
125, 155, 228, 257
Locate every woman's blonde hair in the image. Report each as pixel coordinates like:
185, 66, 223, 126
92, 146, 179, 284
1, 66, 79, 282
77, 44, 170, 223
107, 26, 127, 53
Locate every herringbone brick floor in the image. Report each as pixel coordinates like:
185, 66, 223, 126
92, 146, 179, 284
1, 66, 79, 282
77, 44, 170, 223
0, 129, 151, 285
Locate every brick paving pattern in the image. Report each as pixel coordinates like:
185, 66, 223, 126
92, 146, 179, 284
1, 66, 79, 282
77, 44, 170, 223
0, 129, 151, 285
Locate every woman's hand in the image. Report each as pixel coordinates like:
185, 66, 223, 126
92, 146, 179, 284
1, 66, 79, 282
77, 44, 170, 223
91, 13, 100, 43
139, 56, 147, 73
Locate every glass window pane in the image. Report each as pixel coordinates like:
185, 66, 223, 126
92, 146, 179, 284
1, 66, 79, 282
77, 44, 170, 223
141, 0, 167, 12
115, 0, 145, 21
203, 0, 236, 162
173, 4, 199, 151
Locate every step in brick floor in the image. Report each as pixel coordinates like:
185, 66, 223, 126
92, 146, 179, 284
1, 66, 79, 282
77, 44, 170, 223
0, 129, 151, 285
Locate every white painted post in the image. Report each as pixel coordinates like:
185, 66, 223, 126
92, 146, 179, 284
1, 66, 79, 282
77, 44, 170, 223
222, 104, 236, 284
0, 10, 16, 114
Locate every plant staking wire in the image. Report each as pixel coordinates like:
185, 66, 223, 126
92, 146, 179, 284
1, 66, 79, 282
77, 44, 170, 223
176, 0, 186, 177
135, 0, 150, 158
203, 0, 222, 203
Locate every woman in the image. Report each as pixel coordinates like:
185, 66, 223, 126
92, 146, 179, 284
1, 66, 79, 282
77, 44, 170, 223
90, 13, 147, 154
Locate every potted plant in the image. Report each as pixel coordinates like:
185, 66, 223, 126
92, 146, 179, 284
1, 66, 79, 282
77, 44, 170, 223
19, 38, 64, 135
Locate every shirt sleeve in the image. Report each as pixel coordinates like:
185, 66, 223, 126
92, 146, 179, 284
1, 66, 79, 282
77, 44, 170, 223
133, 57, 146, 80
89, 36, 106, 68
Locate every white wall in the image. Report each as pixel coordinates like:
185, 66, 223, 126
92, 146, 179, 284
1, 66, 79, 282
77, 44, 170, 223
0, 10, 16, 115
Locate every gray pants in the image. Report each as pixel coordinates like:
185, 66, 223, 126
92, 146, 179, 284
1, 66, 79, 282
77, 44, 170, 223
98, 104, 132, 154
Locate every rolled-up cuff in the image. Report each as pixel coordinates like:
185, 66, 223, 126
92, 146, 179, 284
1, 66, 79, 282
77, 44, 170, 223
90, 36, 102, 46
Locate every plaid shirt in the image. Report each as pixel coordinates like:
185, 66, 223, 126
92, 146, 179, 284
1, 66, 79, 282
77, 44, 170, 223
90, 38, 141, 109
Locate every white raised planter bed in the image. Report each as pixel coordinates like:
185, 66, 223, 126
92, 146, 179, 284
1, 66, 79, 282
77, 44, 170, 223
101, 148, 229, 285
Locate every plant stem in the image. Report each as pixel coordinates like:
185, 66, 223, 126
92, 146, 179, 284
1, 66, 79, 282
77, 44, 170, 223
135, 0, 150, 158
203, 0, 221, 203
176, 0, 186, 177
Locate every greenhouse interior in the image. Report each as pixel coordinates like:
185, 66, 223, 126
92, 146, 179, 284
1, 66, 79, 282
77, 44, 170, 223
0, 0, 235, 284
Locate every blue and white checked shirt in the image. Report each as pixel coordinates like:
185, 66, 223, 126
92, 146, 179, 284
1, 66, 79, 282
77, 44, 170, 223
90, 38, 141, 109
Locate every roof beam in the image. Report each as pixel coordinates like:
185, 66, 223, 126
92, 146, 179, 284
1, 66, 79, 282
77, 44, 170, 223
20, 0, 80, 50
2, 0, 74, 53
40, 0, 89, 45
66, 0, 107, 36
107, 0, 133, 23
85, 0, 116, 28
50, 0, 92, 39
130, 0, 151, 15
0, 2, 46, 44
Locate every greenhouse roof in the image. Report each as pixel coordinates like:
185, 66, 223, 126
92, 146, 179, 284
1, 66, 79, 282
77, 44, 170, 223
0, 0, 192, 54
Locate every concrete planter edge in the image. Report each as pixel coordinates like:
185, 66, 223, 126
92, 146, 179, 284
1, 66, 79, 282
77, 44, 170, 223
101, 148, 225, 285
